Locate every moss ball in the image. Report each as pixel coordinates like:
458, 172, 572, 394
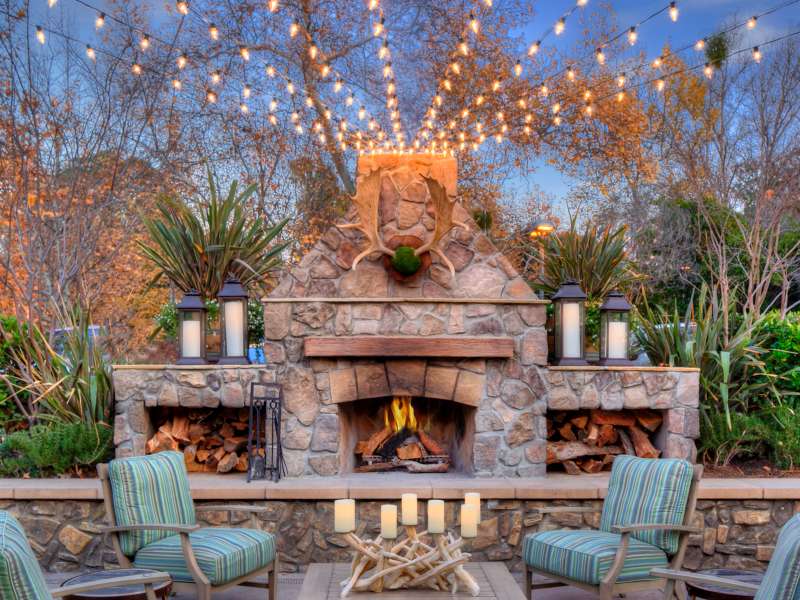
391, 246, 422, 276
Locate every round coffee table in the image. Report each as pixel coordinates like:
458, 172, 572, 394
60, 568, 172, 600
685, 569, 763, 600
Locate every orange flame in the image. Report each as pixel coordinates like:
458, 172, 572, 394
384, 396, 417, 433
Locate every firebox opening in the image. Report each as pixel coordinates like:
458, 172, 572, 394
339, 395, 475, 475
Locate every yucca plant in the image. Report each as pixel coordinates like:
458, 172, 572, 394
138, 169, 290, 298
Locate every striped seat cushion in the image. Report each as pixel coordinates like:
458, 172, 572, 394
523, 529, 667, 585
600, 455, 694, 554
133, 528, 276, 586
755, 514, 800, 600
109, 451, 196, 556
0, 511, 50, 600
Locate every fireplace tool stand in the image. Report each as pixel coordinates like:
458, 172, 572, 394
246, 382, 286, 482
339, 527, 479, 597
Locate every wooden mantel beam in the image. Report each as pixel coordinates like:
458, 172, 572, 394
303, 336, 514, 358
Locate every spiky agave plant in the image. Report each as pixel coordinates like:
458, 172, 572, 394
138, 168, 290, 299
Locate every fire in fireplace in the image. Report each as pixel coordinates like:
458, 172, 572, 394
342, 395, 475, 474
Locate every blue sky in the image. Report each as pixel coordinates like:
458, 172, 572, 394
514, 0, 800, 210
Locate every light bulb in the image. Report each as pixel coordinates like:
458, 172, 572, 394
617, 72, 626, 87
469, 12, 479, 34
525, 113, 532, 122
346, 95, 354, 106
461, 108, 469, 118
208, 24, 218, 40
240, 46, 250, 61
495, 134, 503, 143
628, 26, 637, 45
176, 0, 189, 15
577, 0, 587, 5
554, 18, 565, 35
265, 65, 275, 77
596, 47, 605, 64
523, 125, 531, 135
514, 60, 522, 77
369, 118, 377, 130
313, 121, 322, 132
290, 22, 299, 37
583, 89, 592, 100
443, 78, 451, 91
95, 13, 105, 29
240, 102, 249, 113
752, 46, 762, 63
539, 83, 548, 97
243, 84, 251, 98
669, 2, 678, 22
86, 45, 96, 60
747, 16, 757, 30
48, 0, 57, 7
324, 108, 331, 119
656, 78, 665, 91
321, 64, 330, 77
172, 78, 181, 90
206, 90, 217, 103
269, 114, 277, 125
132, 63, 142, 75
496, 110, 504, 121
567, 66, 575, 81
359, 106, 366, 120
269, 98, 277, 111
291, 111, 299, 122
268, 0, 279, 12
450, 61, 460, 75
334, 79, 343, 92
553, 115, 562, 125
434, 94, 442, 106
369, 0, 379, 11
518, 98, 527, 108
35, 26, 45, 45
528, 40, 540, 56
177, 53, 187, 69
584, 103, 593, 116
379, 40, 389, 59
552, 102, 560, 114
295, 124, 303, 134
211, 70, 221, 84
459, 38, 469, 55
475, 95, 484, 105
373, 17, 384, 37
491, 79, 500, 92
383, 62, 392, 78
318, 133, 325, 143
387, 81, 395, 94
704, 63, 713, 79
695, 39, 705, 51
652, 56, 663, 68
476, 121, 483, 132
616, 90, 625, 102
286, 81, 295, 94
308, 44, 318, 59
140, 35, 150, 51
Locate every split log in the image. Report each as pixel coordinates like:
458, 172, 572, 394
578, 458, 604, 474
223, 436, 248, 453
363, 427, 393, 456
217, 452, 239, 473
396, 444, 424, 461
635, 410, 663, 432
398, 460, 450, 473
417, 430, 445, 456
586, 423, 600, 446
590, 410, 636, 427
629, 425, 661, 458
570, 415, 589, 429
618, 429, 636, 456
546, 441, 623, 464
562, 460, 582, 475
558, 423, 576, 441
597, 424, 619, 447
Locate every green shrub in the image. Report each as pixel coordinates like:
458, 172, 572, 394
391, 246, 422, 276
757, 311, 800, 398
0, 422, 112, 477
760, 405, 800, 469
0, 315, 28, 431
698, 410, 764, 467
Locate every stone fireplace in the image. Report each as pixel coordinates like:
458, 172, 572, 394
112, 153, 700, 477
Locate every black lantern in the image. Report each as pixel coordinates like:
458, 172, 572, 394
217, 276, 250, 365
176, 289, 207, 365
599, 290, 632, 365
551, 279, 588, 365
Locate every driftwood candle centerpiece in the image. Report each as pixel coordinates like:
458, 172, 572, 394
334, 495, 481, 597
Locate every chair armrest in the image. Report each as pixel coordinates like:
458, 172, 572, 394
650, 568, 760, 593
51, 573, 171, 597
100, 523, 200, 534
611, 523, 703, 535
196, 504, 270, 514
529, 506, 600, 515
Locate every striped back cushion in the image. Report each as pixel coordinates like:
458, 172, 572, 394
0, 511, 50, 600
755, 514, 800, 600
109, 451, 196, 556
600, 456, 694, 555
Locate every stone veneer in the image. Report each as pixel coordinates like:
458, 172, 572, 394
5, 496, 793, 575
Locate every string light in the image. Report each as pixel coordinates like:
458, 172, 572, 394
528, 40, 541, 56
577, 0, 588, 6
268, 0, 279, 12
747, 16, 758, 29
265, 65, 275, 77
240, 46, 250, 61
172, 78, 182, 90
567, 66, 576, 81
596, 47, 606, 64
539, 83, 549, 97
321, 64, 331, 77
243, 84, 251, 98
239, 102, 249, 113
211, 70, 221, 85
628, 26, 637, 45
379, 39, 389, 59
514, 60, 522, 76
669, 2, 678, 22
176, 0, 189, 15
704, 63, 714, 78
752, 46, 762, 62
208, 23, 218, 40
617, 72, 626, 87
469, 12, 479, 34
695, 39, 706, 51
652, 56, 663, 68
95, 12, 105, 29
177, 53, 187, 69
132, 63, 142, 75
290, 22, 299, 37
139, 34, 151, 51
655, 78, 665, 91
308, 44, 318, 59
286, 80, 295, 94
369, 0, 379, 11
269, 98, 278, 111
459, 38, 469, 55
616, 90, 625, 102
554, 17, 565, 35
35, 26, 45, 44
373, 16, 384, 37
48, 0, 57, 7
86, 45, 96, 60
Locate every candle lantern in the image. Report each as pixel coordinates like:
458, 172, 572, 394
599, 290, 632, 365
552, 279, 588, 366
176, 289, 207, 365
217, 276, 250, 365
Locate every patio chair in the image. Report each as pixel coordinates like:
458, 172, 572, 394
522, 455, 703, 600
97, 451, 278, 600
1, 510, 170, 600
651, 512, 800, 599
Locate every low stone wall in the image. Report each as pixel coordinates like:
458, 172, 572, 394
5, 497, 794, 575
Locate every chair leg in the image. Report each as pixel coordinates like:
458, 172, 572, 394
197, 583, 212, 600
268, 557, 279, 600
523, 563, 531, 598
599, 582, 614, 600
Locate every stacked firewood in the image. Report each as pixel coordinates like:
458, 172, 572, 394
547, 409, 662, 474
147, 408, 251, 474
354, 427, 450, 473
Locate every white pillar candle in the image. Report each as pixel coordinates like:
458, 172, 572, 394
224, 299, 245, 356
427, 500, 445, 534
334, 499, 355, 533
562, 302, 581, 358
401, 493, 418, 526
380, 504, 397, 539
607, 320, 628, 360
460, 503, 478, 538
181, 315, 202, 358
464, 493, 481, 524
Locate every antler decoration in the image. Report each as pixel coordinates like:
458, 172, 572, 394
415, 176, 468, 277
337, 167, 395, 268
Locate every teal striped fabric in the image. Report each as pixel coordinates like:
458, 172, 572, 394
523, 529, 667, 585
0, 511, 50, 600
755, 514, 800, 600
109, 451, 196, 556
133, 528, 276, 586
599, 455, 693, 554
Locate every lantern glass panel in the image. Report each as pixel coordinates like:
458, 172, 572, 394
224, 299, 246, 357
561, 301, 583, 358
181, 311, 203, 358
602, 312, 629, 360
